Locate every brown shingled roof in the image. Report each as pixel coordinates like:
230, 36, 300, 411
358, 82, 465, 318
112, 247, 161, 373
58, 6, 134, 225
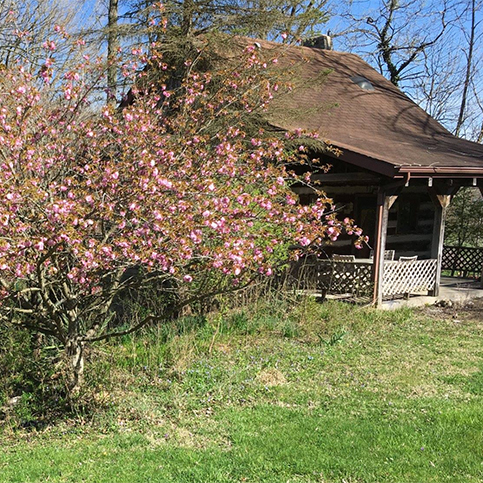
234, 37, 483, 179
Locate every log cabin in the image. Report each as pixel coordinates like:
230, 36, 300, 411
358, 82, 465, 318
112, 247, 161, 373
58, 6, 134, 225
233, 36, 483, 304
123, 35, 483, 304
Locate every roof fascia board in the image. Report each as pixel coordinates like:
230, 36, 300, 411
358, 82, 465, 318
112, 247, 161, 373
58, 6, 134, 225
327, 147, 401, 179
398, 166, 483, 178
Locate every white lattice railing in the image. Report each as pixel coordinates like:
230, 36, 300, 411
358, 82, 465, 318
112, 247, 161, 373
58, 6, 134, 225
382, 259, 437, 297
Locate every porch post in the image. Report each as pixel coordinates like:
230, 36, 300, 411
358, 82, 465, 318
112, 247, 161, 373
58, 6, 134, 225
479, 186, 483, 288
373, 191, 398, 305
428, 190, 451, 297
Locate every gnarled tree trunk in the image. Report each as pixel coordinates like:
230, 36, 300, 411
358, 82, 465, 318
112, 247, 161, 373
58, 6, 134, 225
65, 337, 85, 396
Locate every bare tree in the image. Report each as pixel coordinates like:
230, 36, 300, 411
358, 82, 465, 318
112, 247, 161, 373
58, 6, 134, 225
454, 0, 480, 137
0, 0, 93, 69
328, 0, 483, 141
330, 0, 452, 87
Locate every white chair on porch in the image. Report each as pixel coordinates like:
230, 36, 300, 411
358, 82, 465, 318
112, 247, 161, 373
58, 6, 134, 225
332, 254, 356, 262
369, 249, 395, 261
399, 255, 418, 262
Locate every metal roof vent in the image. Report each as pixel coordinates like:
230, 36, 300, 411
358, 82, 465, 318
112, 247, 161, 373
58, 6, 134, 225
350, 75, 374, 91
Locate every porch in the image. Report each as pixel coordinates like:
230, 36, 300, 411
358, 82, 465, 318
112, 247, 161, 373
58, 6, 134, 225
288, 129, 483, 307
291, 245, 483, 307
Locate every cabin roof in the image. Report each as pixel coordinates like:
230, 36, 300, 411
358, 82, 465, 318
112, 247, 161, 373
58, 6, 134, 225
233, 37, 483, 179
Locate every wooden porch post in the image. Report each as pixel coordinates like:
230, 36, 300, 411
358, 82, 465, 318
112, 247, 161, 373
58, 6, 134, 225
373, 191, 398, 305
479, 186, 483, 288
428, 190, 451, 297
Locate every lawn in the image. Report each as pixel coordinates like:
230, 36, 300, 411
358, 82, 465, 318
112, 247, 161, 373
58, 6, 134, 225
1, 298, 483, 482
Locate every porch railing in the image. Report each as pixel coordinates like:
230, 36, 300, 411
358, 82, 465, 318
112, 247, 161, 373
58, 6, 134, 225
442, 246, 483, 278
289, 257, 438, 301
318, 261, 373, 297
382, 259, 437, 297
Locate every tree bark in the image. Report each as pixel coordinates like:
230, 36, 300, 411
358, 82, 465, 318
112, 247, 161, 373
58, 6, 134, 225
107, 0, 119, 105
65, 337, 85, 396
455, 0, 476, 137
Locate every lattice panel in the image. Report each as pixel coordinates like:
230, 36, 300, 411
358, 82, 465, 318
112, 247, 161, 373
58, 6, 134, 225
318, 261, 373, 296
442, 246, 483, 277
287, 259, 374, 298
382, 259, 437, 297
287, 256, 322, 290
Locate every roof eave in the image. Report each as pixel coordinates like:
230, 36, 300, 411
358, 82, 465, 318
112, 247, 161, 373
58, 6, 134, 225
332, 144, 483, 179
397, 166, 483, 178
332, 147, 400, 178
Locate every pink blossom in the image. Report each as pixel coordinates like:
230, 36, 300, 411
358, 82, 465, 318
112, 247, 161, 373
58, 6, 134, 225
299, 236, 311, 247
42, 40, 56, 51
0, 35, 359, 361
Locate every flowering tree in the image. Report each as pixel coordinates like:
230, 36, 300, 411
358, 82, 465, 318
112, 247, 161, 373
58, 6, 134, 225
0, 34, 360, 394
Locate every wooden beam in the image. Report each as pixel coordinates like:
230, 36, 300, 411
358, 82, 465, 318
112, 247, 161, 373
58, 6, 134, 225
373, 192, 399, 305
309, 172, 382, 185
293, 186, 377, 195
428, 189, 452, 296
428, 182, 460, 198
434, 193, 451, 209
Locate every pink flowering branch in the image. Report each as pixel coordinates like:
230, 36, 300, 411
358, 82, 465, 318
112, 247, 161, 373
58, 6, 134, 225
0, 33, 362, 394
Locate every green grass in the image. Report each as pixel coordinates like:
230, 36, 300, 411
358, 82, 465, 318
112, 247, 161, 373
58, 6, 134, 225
2, 298, 483, 482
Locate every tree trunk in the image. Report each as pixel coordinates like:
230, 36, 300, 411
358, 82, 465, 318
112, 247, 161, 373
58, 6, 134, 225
107, 0, 119, 105
65, 337, 85, 396
455, 0, 476, 137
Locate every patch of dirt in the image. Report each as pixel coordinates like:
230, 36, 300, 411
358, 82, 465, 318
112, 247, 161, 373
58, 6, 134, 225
256, 368, 287, 387
421, 297, 483, 323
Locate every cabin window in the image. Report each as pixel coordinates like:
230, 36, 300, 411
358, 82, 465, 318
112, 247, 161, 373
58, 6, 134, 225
397, 197, 420, 233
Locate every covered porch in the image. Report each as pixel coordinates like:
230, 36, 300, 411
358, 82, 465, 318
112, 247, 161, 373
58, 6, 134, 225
293, 257, 483, 307
253, 36, 483, 307
293, 165, 483, 306
362, 176, 483, 305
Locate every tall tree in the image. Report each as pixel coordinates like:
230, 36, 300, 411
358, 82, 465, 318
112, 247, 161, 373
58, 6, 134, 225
327, 0, 482, 141
454, 0, 479, 137
107, 0, 120, 103
122, 0, 330, 44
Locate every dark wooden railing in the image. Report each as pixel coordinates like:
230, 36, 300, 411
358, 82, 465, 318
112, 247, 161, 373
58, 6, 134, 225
442, 246, 483, 278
